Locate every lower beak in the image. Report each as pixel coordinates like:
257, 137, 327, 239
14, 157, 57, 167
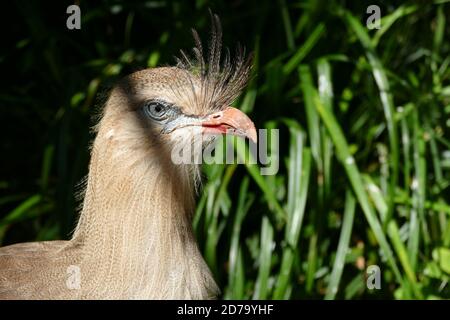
200, 107, 257, 143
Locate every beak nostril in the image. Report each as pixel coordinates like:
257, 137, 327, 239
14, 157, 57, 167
212, 114, 221, 119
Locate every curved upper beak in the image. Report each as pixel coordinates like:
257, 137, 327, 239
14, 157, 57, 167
200, 107, 257, 143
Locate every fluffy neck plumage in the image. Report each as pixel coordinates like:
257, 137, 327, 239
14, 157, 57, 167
69, 108, 218, 299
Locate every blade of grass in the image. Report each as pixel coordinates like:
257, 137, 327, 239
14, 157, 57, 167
317, 58, 334, 200
283, 23, 325, 76
325, 190, 356, 300
363, 174, 423, 299
226, 176, 254, 299
0, 194, 42, 227
299, 66, 322, 292
278, 0, 295, 50
205, 164, 236, 277
273, 130, 311, 299
408, 111, 421, 271
372, 5, 418, 47
253, 216, 275, 299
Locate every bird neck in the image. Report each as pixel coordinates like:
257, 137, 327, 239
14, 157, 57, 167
69, 118, 218, 299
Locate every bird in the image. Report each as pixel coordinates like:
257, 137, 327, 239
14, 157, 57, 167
0, 14, 255, 299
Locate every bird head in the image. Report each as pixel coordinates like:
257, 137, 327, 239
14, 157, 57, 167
100, 14, 255, 160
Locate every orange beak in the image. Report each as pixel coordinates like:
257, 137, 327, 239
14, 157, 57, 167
201, 107, 257, 143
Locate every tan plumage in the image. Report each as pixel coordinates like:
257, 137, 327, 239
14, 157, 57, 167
0, 15, 254, 299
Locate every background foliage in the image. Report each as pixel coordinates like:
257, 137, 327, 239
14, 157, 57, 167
1, 0, 449, 299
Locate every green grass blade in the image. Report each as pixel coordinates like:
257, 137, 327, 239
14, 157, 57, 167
278, 0, 295, 50
325, 190, 356, 300
372, 5, 418, 47
0, 195, 42, 227
253, 216, 275, 299
283, 23, 325, 76
226, 176, 254, 299
363, 175, 423, 299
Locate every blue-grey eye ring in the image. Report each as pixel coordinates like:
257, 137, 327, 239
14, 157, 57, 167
143, 100, 170, 121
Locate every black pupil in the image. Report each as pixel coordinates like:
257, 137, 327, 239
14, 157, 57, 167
153, 104, 162, 113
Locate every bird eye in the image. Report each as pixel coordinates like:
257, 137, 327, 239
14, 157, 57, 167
143, 100, 170, 121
